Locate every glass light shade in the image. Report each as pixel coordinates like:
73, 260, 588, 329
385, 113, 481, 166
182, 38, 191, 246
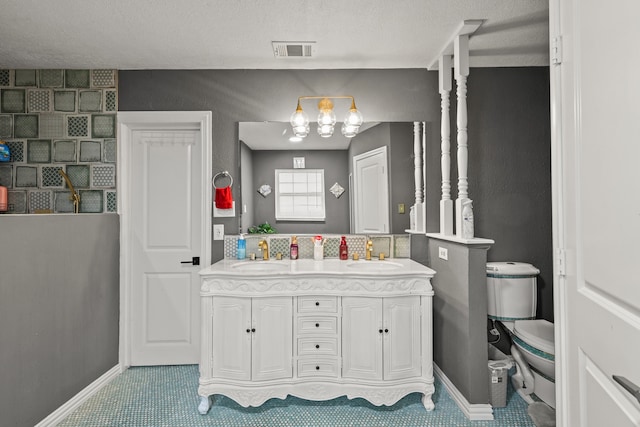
293, 124, 309, 138
318, 110, 336, 126
344, 109, 363, 127
317, 123, 334, 138
341, 123, 360, 138
290, 109, 309, 128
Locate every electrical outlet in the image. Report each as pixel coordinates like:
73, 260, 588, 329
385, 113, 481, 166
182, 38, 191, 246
213, 224, 224, 240
438, 247, 448, 260
398, 203, 405, 214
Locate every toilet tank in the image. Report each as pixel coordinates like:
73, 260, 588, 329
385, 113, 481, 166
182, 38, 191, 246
487, 262, 540, 321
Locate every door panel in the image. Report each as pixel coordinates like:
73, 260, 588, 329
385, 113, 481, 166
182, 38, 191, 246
342, 297, 383, 380
384, 296, 421, 380
212, 297, 251, 380
252, 297, 293, 381
130, 129, 202, 365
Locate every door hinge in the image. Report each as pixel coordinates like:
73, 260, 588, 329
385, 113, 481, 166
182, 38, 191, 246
555, 248, 566, 277
551, 36, 562, 65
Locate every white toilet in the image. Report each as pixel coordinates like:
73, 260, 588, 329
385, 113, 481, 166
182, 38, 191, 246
486, 262, 555, 408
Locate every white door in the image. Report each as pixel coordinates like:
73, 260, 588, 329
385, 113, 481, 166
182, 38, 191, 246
342, 297, 383, 380
252, 297, 293, 381
551, 1, 640, 425
353, 147, 389, 234
384, 296, 421, 381
119, 111, 212, 367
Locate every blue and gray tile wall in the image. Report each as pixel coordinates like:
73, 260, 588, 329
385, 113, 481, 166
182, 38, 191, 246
0, 69, 117, 214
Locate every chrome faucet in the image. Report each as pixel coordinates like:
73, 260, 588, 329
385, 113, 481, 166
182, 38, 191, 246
258, 240, 269, 260
365, 240, 373, 260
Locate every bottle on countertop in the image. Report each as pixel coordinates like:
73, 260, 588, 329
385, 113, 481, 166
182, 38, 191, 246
290, 236, 299, 260
339, 236, 348, 260
237, 234, 246, 260
313, 235, 324, 260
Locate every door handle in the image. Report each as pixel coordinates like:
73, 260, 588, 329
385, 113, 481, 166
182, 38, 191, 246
181, 256, 200, 266
613, 375, 640, 404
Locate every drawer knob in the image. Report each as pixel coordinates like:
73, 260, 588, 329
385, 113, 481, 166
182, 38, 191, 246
251, 328, 256, 333
315, 344, 320, 349
384, 328, 389, 333
315, 301, 320, 306
315, 323, 320, 327
246, 328, 251, 333
316, 366, 320, 370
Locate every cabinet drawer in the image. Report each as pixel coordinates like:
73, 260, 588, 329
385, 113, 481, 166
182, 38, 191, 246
298, 296, 338, 313
297, 317, 337, 334
297, 337, 338, 356
297, 358, 339, 377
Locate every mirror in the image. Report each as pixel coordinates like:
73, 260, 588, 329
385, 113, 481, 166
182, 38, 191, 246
239, 121, 418, 235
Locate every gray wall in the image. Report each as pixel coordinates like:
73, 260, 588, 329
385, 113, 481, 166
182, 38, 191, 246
0, 214, 120, 427
250, 149, 350, 235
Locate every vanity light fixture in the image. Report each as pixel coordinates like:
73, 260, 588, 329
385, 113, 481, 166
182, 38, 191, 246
290, 96, 364, 139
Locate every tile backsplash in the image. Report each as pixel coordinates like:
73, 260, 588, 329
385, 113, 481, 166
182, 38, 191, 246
0, 69, 117, 214
223, 234, 411, 260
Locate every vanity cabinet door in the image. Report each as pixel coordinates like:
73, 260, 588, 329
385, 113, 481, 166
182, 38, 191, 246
212, 296, 252, 380
383, 296, 422, 380
252, 297, 293, 381
342, 297, 383, 380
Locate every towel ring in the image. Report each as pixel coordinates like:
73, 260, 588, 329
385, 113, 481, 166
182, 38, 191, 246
212, 171, 233, 189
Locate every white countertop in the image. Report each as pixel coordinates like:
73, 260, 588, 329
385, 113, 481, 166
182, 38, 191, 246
200, 258, 436, 278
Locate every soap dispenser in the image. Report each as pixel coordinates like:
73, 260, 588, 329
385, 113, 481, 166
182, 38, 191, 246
237, 234, 246, 260
290, 235, 299, 260
339, 236, 348, 260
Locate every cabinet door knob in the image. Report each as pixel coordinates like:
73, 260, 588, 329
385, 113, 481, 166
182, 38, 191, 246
246, 328, 251, 333
315, 344, 320, 349
315, 323, 320, 327
384, 328, 389, 333
251, 328, 256, 333
315, 301, 320, 306
315, 366, 320, 370
379, 329, 383, 334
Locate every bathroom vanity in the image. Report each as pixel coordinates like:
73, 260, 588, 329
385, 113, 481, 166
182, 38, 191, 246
197, 258, 436, 414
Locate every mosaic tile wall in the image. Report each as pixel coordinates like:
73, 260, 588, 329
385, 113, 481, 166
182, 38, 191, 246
0, 69, 117, 213
223, 234, 411, 260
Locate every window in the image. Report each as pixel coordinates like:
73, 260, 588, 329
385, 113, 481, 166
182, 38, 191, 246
275, 169, 325, 221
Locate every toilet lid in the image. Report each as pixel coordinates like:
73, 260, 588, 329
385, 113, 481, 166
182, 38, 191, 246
513, 319, 554, 355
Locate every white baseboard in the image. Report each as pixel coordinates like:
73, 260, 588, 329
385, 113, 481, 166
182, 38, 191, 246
434, 363, 494, 421
34, 364, 122, 427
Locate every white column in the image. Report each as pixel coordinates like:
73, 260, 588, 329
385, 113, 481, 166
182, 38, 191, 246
454, 35, 470, 237
413, 121, 424, 232
439, 55, 454, 235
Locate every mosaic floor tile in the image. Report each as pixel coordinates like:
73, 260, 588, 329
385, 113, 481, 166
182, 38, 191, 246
67, 115, 89, 137
0, 165, 12, 188
14, 115, 39, 138
28, 190, 52, 213
91, 114, 115, 138
91, 164, 115, 187
394, 234, 411, 258
91, 70, 116, 87
7, 190, 27, 213
79, 90, 102, 112
65, 164, 90, 188
79, 190, 103, 213
0, 114, 12, 138
15, 166, 37, 187
0, 70, 10, 86
54, 90, 76, 112
53, 140, 76, 162
28, 89, 52, 112
6, 140, 24, 162
103, 138, 116, 162
79, 140, 101, 162
104, 89, 117, 111
39, 114, 65, 138
65, 70, 90, 88
39, 69, 64, 88
1, 89, 26, 113
105, 190, 117, 212
54, 190, 75, 213
27, 139, 51, 163
15, 69, 36, 87
41, 165, 64, 187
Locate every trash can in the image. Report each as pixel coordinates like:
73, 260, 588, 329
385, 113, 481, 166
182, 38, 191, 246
488, 360, 513, 407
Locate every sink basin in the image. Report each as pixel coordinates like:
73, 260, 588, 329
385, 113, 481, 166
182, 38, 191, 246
231, 261, 289, 272
346, 261, 404, 271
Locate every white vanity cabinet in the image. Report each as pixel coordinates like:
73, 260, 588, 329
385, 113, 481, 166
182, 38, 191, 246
342, 296, 422, 381
211, 296, 292, 382
198, 258, 436, 415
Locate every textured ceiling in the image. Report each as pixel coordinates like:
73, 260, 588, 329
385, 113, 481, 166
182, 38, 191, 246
0, 0, 549, 70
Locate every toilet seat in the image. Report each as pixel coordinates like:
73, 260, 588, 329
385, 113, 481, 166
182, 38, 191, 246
513, 319, 554, 357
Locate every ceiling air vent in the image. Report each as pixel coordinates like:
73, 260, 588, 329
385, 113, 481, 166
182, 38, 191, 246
272, 41, 316, 59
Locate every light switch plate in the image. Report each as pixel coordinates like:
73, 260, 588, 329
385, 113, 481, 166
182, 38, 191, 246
213, 224, 224, 240
438, 247, 448, 260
